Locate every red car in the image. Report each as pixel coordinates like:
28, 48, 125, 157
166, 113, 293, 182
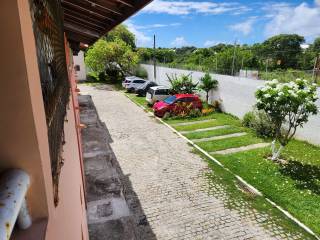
153, 94, 203, 117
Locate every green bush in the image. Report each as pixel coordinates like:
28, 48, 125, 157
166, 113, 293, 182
134, 66, 148, 79
98, 72, 107, 82
259, 69, 313, 84
242, 110, 275, 138
167, 73, 198, 94
86, 72, 99, 82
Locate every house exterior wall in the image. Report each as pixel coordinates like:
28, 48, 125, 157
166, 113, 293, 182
0, 0, 88, 239
73, 51, 87, 81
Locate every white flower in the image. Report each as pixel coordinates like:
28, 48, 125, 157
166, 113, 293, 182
271, 79, 279, 84
288, 90, 295, 95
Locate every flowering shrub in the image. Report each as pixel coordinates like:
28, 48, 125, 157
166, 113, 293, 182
202, 108, 214, 115
256, 79, 318, 160
171, 102, 194, 117
163, 102, 203, 119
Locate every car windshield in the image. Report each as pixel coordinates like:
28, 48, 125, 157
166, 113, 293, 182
140, 81, 149, 89
164, 95, 176, 104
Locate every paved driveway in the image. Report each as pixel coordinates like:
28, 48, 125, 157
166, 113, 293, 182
80, 84, 309, 240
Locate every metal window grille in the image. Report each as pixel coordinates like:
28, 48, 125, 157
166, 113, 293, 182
29, 0, 70, 206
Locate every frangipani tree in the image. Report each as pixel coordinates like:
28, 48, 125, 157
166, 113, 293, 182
256, 79, 318, 161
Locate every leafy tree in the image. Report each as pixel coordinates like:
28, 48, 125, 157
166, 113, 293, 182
313, 37, 320, 54
174, 46, 197, 55
167, 73, 198, 94
105, 25, 136, 49
137, 48, 153, 62
85, 38, 139, 82
155, 48, 176, 63
255, 79, 318, 161
209, 43, 233, 53
261, 34, 305, 69
199, 72, 218, 103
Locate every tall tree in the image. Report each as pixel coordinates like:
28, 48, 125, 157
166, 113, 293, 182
105, 25, 136, 50
262, 34, 305, 69
313, 37, 320, 54
85, 38, 139, 82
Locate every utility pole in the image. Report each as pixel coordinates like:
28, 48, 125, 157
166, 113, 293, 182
153, 34, 156, 82
215, 54, 218, 73
231, 40, 237, 76
241, 57, 244, 70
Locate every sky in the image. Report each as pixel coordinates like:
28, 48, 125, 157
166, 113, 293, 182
124, 0, 320, 48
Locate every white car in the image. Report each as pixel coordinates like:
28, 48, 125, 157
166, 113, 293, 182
124, 78, 147, 92
122, 76, 136, 88
146, 86, 171, 105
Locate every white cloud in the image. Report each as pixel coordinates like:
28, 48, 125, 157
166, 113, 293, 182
125, 21, 152, 46
264, 1, 320, 38
204, 40, 218, 47
136, 22, 181, 30
171, 37, 188, 47
229, 18, 255, 36
142, 0, 250, 15
203, 40, 227, 47
124, 21, 182, 46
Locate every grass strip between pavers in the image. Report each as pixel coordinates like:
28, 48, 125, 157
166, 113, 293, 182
196, 133, 265, 152
184, 126, 246, 139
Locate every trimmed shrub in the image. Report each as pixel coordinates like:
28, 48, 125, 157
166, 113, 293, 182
242, 110, 275, 138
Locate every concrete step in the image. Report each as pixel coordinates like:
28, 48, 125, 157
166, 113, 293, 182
172, 119, 215, 126
193, 132, 247, 143
210, 143, 270, 155
180, 125, 229, 134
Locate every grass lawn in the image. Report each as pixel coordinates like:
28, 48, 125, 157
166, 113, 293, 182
212, 143, 320, 235
194, 148, 315, 240
124, 88, 320, 237
125, 92, 152, 111
166, 112, 240, 126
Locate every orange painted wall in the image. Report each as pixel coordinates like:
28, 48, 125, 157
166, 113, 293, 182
45, 97, 88, 240
0, 0, 88, 239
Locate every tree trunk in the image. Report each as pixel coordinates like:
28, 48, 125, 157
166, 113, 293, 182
271, 140, 284, 161
206, 92, 209, 104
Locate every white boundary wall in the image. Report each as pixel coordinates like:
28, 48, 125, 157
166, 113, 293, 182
141, 64, 320, 145
73, 50, 87, 81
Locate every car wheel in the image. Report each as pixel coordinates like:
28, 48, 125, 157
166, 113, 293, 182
163, 112, 171, 119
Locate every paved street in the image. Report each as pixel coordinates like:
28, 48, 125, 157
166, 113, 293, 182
80, 84, 309, 240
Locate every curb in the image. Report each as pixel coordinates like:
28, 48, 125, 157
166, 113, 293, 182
124, 93, 320, 240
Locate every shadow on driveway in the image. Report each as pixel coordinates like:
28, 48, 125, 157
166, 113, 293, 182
79, 94, 157, 240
